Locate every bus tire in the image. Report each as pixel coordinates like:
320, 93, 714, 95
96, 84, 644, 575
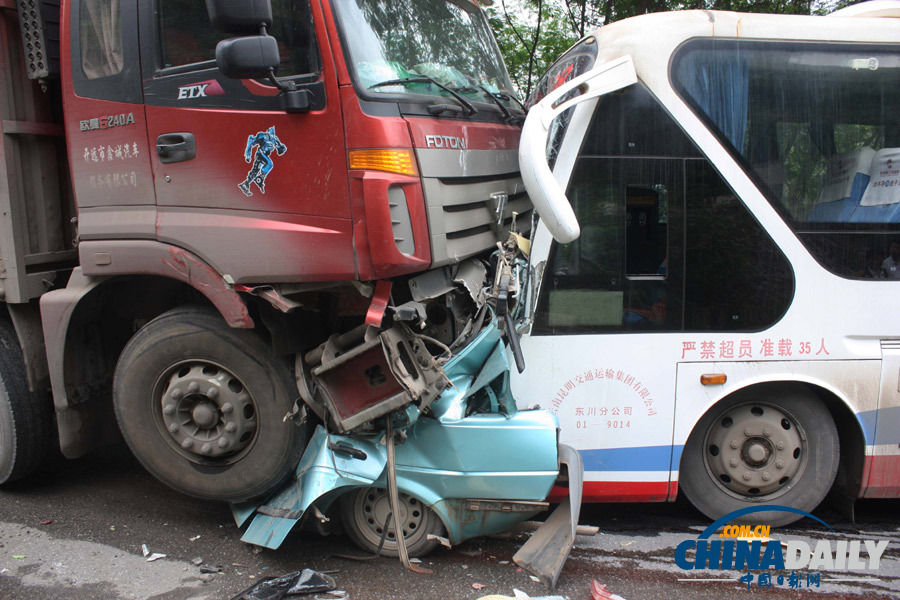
340, 487, 445, 558
680, 390, 838, 527
0, 318, 54, 485
113, 306, 306, 502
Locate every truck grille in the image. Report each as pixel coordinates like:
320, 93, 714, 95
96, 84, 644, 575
424, 172, 532, 267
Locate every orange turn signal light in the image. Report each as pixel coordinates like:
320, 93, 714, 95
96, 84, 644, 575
700, 373, 727, 386
348, 149, 418, 177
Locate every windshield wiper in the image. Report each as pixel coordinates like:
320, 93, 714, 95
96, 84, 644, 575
494, 89, 527, 113
475, 85, 513, 122
369, 76, 477, 116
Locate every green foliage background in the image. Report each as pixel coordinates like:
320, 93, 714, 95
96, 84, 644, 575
486, 0, 861, 99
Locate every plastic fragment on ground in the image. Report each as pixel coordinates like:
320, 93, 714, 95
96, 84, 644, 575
473, 583, 486, 590
590, 580, 627, 600
426, 533, 451, 549
140, 543, 166, 562
512, 589, 566, 600
200, 565, 223, 574
476, 591, 567, 600
231, 569, 337, 600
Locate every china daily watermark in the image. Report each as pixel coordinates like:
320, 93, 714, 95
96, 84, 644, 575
674, 506, 888, 590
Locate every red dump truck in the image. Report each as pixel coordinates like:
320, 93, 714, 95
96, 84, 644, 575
0, 0, 581, 583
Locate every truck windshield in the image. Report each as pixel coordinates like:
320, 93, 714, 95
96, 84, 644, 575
333, 0, 516, 104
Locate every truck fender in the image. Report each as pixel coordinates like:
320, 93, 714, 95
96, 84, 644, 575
78, 240, 253, 328
40, 243, 253, 457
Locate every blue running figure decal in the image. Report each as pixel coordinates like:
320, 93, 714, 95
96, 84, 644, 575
239, 126, 288, 196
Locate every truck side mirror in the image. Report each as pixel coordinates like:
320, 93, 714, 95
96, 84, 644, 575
215, 36, 280, 80
205, 0, 273, 35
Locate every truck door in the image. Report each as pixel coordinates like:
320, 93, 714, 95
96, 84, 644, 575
136, 0, 354, 284
513, 84, 793, 502
65, 0, 156, 238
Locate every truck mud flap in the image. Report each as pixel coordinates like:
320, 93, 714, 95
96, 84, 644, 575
512, 443, 583, 589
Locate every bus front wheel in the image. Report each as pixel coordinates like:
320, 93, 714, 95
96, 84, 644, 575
680, 390, 838, 527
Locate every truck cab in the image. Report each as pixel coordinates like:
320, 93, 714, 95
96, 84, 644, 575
67, 0, 528, 284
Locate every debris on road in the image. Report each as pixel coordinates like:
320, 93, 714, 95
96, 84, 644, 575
200, 565, 224, 574
11, 555, 24, 559
427, 534, 452, 549
39, 519, 53, 526
473, 583, 486, 590
191, 557, 203, 566
141, 543, 166, 562
189, 535, 201, 542
232, 568, 337, 600
590, 580, 627, 600
475, 589, 566, 600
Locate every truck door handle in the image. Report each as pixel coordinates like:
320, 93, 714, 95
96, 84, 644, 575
156, 132, 196, 163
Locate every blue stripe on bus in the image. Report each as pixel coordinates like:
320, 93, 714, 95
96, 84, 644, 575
858, 406, 900, 446
581, 445, 684, 472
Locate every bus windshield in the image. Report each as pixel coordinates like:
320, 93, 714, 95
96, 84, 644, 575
333, 0, 517, 104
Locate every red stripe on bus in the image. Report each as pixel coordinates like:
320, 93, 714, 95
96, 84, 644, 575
863, 454, 900, 498
549, 481, 671, 503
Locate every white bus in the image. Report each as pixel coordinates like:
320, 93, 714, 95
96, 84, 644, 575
514, 2, 900, 525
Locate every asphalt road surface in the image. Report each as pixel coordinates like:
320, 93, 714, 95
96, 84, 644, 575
1, 448, 899, 600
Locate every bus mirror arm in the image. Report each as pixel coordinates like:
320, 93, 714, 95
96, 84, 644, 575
519, 55, 639, 244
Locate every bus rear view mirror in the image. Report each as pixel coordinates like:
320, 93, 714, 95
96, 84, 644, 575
205, 0, 273, 35
520, 56, 638, 243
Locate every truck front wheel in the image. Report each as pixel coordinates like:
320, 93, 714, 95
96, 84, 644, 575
680, 390, 838, 527
113, 307, 306, 502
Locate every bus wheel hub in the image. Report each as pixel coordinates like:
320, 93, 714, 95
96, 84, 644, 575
706, 403, 805, 498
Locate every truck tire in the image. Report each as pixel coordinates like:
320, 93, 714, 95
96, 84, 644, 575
680, 390, 839, 527
340, 487, 445, 558
113, 306, 306, 502
0, 318, 54, 484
